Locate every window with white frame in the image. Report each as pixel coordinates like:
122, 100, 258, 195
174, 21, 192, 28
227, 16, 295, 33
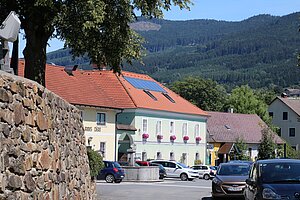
195, 152, 199, 161
170, 152, 175, 160
182, 122, 187, 136
289, 128, 296, 137
156, 121, 162, 135
100, 142, 106, 158
157, 152, 162, 160
170, 121, 174, 135
142, 152, 147, 161
181, 153, 187, 165
142, 119, 148, 133
194, 124, 200, 137
96, 113, 106, 125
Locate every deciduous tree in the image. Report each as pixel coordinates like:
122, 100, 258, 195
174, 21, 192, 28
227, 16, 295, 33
170, 76, 227, 111
227, 85, 271, 124
0, 0, 192, 85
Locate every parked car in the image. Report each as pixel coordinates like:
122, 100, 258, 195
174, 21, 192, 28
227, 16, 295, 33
191, 165, 211, 180
212, 162, 251, 199
244, 159, 300, 200
150, 160, 199, 181
97, 161, 125, 183
149, 163, 167, 179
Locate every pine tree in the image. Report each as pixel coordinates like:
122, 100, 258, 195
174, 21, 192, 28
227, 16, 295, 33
258, 125, 276, 160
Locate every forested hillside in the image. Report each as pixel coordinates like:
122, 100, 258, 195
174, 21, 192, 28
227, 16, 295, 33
47, 12, 300, 90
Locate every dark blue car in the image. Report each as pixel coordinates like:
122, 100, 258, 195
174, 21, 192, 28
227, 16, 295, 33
97, 161, 125, 183
244, 159, 300, 200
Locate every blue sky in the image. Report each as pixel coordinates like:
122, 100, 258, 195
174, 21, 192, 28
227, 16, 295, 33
16, 0, 300, 56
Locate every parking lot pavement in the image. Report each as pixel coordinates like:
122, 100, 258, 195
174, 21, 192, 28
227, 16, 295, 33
96, 178, 213, 200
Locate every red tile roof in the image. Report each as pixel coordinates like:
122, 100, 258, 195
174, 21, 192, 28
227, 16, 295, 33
207, 111, 285, 144
119, 71, 208, 116
18, 60, 208, 116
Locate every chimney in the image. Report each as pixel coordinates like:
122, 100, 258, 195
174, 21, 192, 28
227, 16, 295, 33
281, 93, 288, 98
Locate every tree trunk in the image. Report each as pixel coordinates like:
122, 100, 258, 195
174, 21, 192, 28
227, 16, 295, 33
23, 25, 50, 86
11, 37, 19, 75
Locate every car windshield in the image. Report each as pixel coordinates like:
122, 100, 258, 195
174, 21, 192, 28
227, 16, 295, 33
217, 164, 250, 176
260, 163, 300, 183
177, 162, 189, 168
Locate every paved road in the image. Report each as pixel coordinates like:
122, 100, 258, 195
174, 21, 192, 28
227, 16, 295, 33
96, 178, 213, 200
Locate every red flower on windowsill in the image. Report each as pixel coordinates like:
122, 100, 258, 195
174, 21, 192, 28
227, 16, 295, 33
142, 133, 149, 139
183, 135, 189, 141
170, 135, 176, 141
157, 135, 163, 140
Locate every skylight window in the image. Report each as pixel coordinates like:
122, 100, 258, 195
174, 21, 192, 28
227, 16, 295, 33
144, 90, 157, 101
162, 93, 175, 103
124, 76, 166, 92
225, 125, 231, 130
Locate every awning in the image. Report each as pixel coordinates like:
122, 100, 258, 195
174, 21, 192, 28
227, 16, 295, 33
218, 143, 234, 154
116, 124, 137, 131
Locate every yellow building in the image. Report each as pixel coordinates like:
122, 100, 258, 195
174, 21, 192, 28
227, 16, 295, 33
78, 106, 120, 161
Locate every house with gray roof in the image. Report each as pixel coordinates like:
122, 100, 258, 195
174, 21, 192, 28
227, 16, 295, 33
269, 97, 300, 150
207, 111, 284, 166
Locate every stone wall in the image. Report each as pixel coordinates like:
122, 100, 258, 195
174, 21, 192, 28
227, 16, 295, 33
0, 71, 95, 199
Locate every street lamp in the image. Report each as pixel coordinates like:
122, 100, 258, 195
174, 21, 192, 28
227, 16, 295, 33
0, 11, 21, 73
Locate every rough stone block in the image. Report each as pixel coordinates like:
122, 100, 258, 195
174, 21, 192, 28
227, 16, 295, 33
0, 88, 9, 102
36, 111, 48, 131
8, 174, 22, 189
24, 172, 36, 192
38, 150, 51, 170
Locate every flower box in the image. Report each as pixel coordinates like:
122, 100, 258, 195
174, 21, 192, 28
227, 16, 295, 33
170, 135, 176, 141
142, 133, 149, 139
157, 135, 163, 140
195, 136, 202, 141
183, 135, 189, 141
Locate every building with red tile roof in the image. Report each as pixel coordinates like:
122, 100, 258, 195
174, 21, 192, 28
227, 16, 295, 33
269, 96, 300, 151
207, 111, 284, 165
18, 60, 209, 165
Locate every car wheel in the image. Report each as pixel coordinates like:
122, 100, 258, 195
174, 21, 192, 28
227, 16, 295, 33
114, 179, 122, 183
105, 174, 115, 183
180, 173, 188, 181
203, 174, 210, 180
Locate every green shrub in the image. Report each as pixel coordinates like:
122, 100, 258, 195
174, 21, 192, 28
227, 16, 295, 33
87, 147, 104, 179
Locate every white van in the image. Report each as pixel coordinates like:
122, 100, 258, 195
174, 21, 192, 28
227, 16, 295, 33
150, 160, 199, 181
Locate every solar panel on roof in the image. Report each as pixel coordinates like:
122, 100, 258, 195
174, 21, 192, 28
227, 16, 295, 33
124, 76, 166, 92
